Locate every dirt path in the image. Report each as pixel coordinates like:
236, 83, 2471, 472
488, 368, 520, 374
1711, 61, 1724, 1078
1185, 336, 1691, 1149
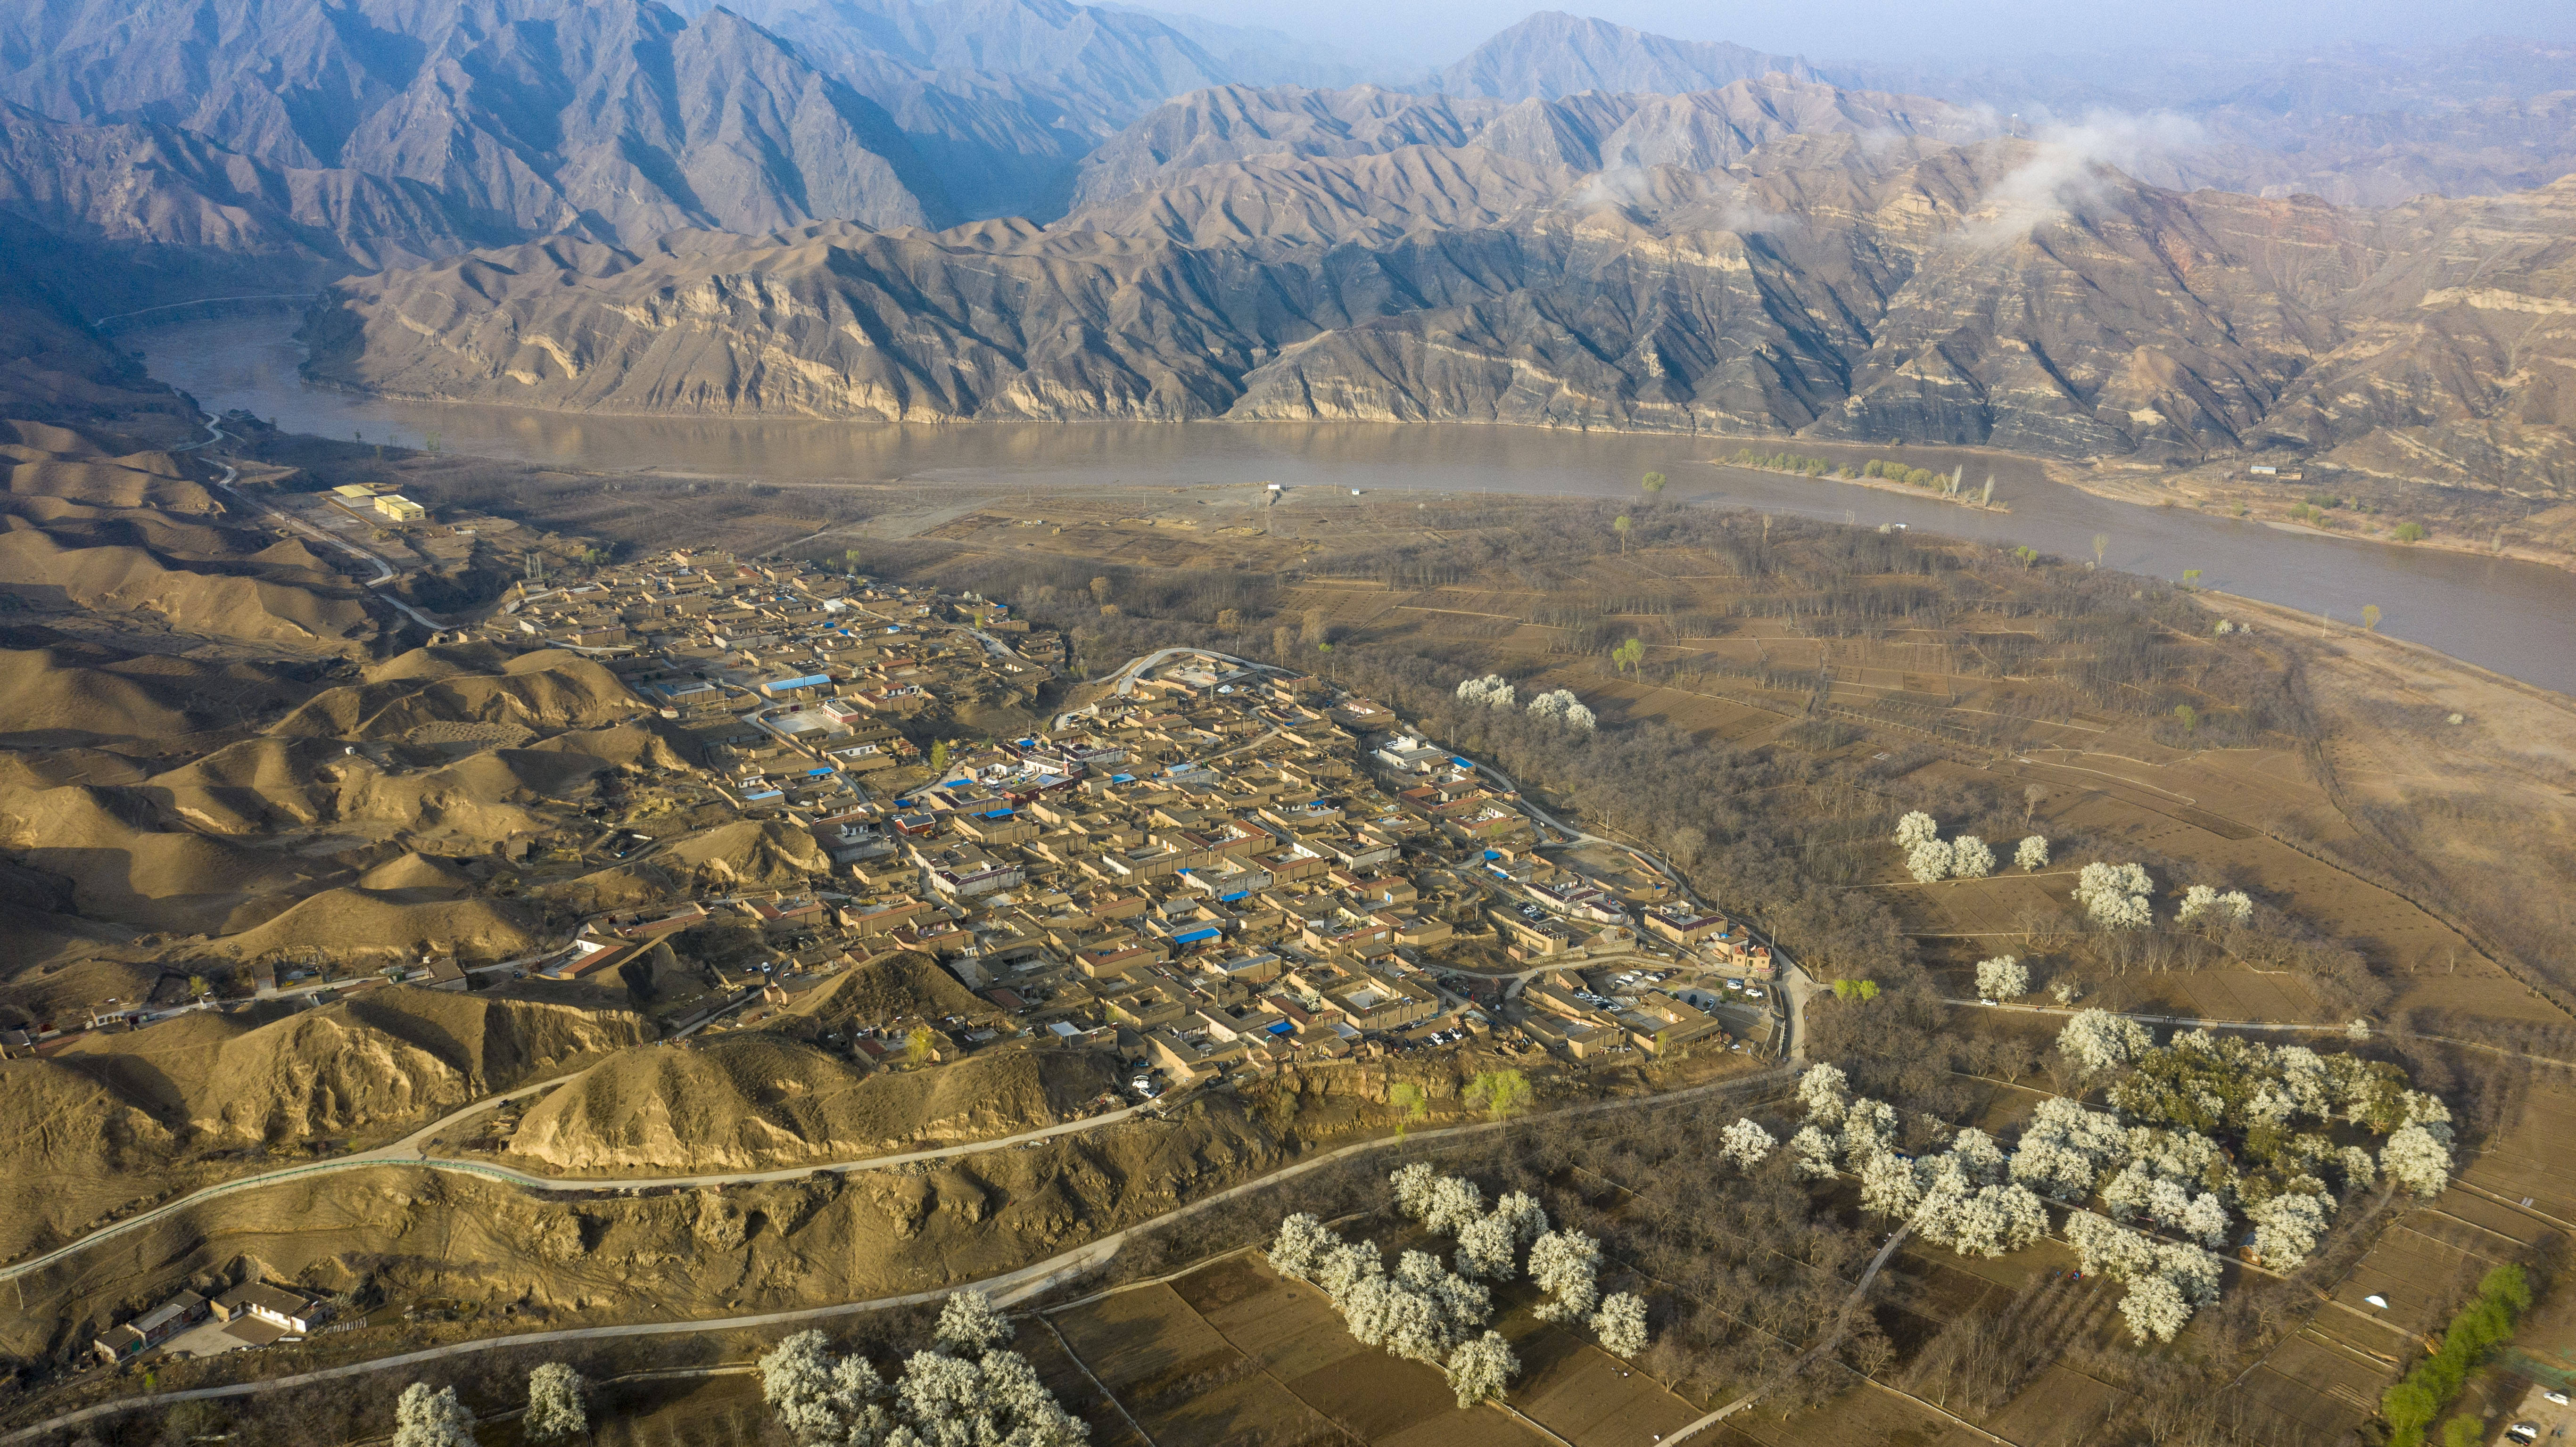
0, 1070, 1790, 1446
0, 1090, 1143, 1285
1947, 999, 2576, 1070
1661, 1216, 1918, 1445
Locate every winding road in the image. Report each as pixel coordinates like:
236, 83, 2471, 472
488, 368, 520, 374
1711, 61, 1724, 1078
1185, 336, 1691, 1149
176, 413, 446, 636
0, 1070, 1790, 1447
0, 1079, 1142, 1286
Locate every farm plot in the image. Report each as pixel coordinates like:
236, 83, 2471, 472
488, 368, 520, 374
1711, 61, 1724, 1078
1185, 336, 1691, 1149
1048, 1252, 1685, 1447
2455, 1084, 2576, 1225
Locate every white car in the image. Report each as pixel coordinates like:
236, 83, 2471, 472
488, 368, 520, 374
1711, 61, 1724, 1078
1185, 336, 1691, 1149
2547, 1390, 2571, 1406
2507, 1424, 2538, 1444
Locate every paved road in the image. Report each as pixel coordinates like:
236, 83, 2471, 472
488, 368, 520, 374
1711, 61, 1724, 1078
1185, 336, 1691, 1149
0, 1069, 1791, 1446
177, 414, 446, 636
1432, 748, 1815, 1062
0, 1085, 1142, 1286
1099, 646, 1279, 697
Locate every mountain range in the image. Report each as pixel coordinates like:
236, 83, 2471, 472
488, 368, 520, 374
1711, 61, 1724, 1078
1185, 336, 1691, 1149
1, 0, 2572, 489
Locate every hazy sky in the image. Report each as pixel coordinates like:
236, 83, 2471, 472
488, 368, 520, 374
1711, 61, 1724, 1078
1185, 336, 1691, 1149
1144, 0, 2576, 68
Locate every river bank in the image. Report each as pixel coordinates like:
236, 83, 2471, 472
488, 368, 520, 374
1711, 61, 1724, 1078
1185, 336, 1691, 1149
133, 314, 2576, 697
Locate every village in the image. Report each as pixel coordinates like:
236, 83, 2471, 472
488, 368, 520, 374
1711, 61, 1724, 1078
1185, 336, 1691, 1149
52, 538, 1796, 1373
462, 546, 1788, 1098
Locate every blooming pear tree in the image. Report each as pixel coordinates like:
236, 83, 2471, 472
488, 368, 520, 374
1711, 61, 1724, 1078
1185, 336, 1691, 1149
1719, 1118, 1776, 1170
1907, 839, 1956, 883
2073, 862, 2154, 929
524, 1365, 587, 1444
2380, 1126, 2454, 1198
2015, 835, 2049, 871
1797, 1064, 1852, 1126
1529, 1229, 1605, 1321
1975, 955, 2030, 1001
2176, 885, 2254, 927
1952, 835, 1997, 879
2065, 1212, 2223, 1342
1455, 674, 1516, 709
394, 1385, 479, 1447
758, 1298, 1087, 1447
1894, 811, 1940, 849
2057, 1010, 2152, 1075
1593, 1293, 1649, 1357
1527, 690, 1595, 730
1445, 1332, 1519, 1407
1791, 1125, 1841, 1181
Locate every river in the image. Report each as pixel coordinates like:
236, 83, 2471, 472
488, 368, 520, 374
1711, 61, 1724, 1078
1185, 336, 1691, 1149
141, 313, 2576, 696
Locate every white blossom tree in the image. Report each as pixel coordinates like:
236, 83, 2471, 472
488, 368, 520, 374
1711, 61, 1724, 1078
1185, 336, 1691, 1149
1528, 1230, 1603, 1321
1895, 811, 1940, 849
2057, 1010, 2152, 1075
1858, 1150, 1925, 1219
2177, 885, 2254, 926
2180, 1192, 2233, 1249
1455, 675, 1515, 709
2074, 862, 2154, 929
1797, 1064, 1851, 1125
1270, 1213, 1337, 1280
2009, 1139, 2101, 1202
2156, 1243, 2223, 1306
524, 1364, 586, 1443
1455, 1213, 1519, 1280
1841, 1099, 1898, 1162
1791, 1125, 1841, 1181
2380, 1125, 2453, 1198
1423, 1176, 1486, 1234
758, 1332, 846, 1444
1719, 1118, 1776, 1170
935, 1291, 1014, 1355
1444, 1332, 1519, 1408
1952, 836, 1997, 879
974, 1349, 1089, 1446
2118, 1273, 2192, 1344
1338, 1276, 1397, 1348
1975, 955, 2030, 1001
2401, 1091, 2454, 1141
2015, 835, 2049, 871
395, 1385, 479, 1447
1907, 839, 1956, 883
1929, 1184, 2048, 1258
1494, 1191, 1549, 1246
1593, 1293, 1649, 1357
1949, 1127, 2007, 1184
1391, 1163, 1438, 1220
1317, 1240, 1386, 1301
2246, 1192, 2329, 1269
1527, 690, 1592, 730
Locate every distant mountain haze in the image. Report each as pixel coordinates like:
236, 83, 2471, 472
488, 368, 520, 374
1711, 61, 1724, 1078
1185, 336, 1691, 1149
0, 0, 2569, 494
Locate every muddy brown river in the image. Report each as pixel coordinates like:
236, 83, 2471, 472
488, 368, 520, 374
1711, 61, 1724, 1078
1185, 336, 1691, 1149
140, 314, 2576, 696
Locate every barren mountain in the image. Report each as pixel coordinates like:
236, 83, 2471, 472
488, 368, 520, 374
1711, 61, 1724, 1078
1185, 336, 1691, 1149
1062, 77, 1995, 247
502, 1037, 1114, 1172
1434, 11, 1816, 100
302, 133, 2576, 492
0, 0, 948, 300
0, 988, 653, 1261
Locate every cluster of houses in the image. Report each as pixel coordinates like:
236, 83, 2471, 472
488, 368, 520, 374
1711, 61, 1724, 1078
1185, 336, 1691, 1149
476, 546, 1785, 1085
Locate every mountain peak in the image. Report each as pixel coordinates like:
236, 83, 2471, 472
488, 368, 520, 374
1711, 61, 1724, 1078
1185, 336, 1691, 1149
1438, 10, 1816, 101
